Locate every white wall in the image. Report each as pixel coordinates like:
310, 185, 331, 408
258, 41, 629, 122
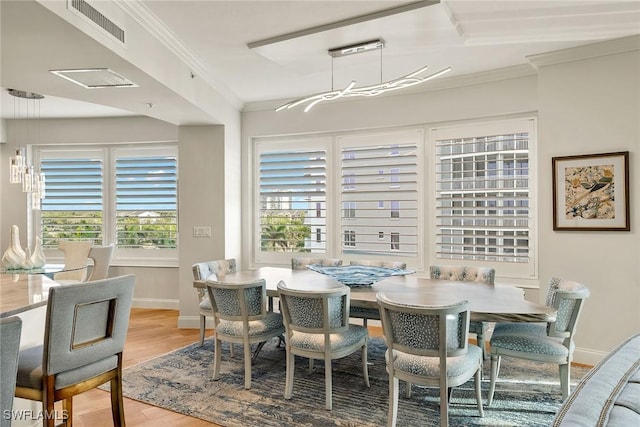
241, 42, 640, 364
536, 43, 640, 364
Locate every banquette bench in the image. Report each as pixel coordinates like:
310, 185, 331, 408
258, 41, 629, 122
552, 332, 640, 426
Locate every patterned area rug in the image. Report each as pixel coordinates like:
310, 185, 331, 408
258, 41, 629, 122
111, 338, 590, 426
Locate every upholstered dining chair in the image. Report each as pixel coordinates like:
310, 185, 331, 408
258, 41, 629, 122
192, 259, 237, 346
349, 260, 407, 269
377, 293, 484, 427
86, 244, 115, 281
206, 277, 284, 390
53, 240, 92, 283
429, 265, 495, 359
277, 280, 370, 410
291, 257, 342, 270
348, 259, 408, 327
14, 275, 135, 427
487, 278, 590, 405
1, 316, 22, 427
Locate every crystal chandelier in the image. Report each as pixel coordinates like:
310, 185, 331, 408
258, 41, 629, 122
7, 89, 46, 210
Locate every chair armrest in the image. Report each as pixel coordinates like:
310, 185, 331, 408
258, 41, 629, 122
193, 280, 207, 289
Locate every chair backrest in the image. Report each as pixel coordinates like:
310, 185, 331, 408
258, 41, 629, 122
277, 281, 350, 335
545, 278, 590, 340
429, 265, 495, 285
192, 259, 237, 281
0, 316, 22, 427
377, 292, 470, 359
291, 257, 343, 270
42, 275, 135, 376
54, 240, 93, 281
349, 260, 407, 269
86, 244, 115, 281
206, 278, 267, 322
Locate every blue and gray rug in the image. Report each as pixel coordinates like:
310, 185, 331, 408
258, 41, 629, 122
114, 337, 589, 426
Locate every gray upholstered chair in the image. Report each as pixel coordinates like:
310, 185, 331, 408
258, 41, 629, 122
1, 316, 22, 427
488, 278, 590, 405
291, 257, 342, 270
86, 244, 114, 281
377, 293, 484, 427
206, 277, 284, 390
349, 260, 407, 269
53, 240, 92, 282
15, 275, 135, 427
192, 259, 237, 346
277, 280, 370, 410
429, 265, 495, 359
348, 259, 408, 327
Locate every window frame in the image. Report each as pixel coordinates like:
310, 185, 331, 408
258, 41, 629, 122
429, 118, 537, 280
33, 143, 179, 267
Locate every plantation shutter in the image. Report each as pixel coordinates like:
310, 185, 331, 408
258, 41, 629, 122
40, 154, 104, 247
434, 123, 532, 264
338, 130, 421, 257
258, 142, 327, 253
115, 154, 178, 249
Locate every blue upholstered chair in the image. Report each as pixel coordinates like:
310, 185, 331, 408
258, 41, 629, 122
488, 278, 590, 405
348, 260, 408, 327
429, 265, 495, 360
349, 260, 407, 269
192, 259, 237, 346
377, 293, 484, 427
206, 277, 284, 390
277, 280, 370, 410
291, 257, 342, 270
1, 316, 22, 427
15, 275, 135, 427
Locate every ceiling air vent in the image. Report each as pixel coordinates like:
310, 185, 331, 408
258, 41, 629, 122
69, 0, 125, 43
50, 68, 138, 89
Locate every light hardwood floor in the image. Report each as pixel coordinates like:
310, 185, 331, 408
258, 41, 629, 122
68, 308, 382, 426
71, 308, 219, 427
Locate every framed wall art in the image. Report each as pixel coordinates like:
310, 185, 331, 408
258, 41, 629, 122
552, 151, 629, 231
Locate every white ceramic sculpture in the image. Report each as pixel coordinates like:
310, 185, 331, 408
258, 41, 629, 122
29, 236, 47, 268
1, 225, 28, 269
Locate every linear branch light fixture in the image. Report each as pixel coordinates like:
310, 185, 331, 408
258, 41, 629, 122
276, 38, 451, 112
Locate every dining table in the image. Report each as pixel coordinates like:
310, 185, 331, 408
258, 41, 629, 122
194, 266, 556, 323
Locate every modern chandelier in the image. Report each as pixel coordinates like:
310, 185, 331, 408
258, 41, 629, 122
276, 39, 452, 113
7, 89, 46, 210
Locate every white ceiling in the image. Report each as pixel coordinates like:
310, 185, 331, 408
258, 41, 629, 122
1, 0, 639, 123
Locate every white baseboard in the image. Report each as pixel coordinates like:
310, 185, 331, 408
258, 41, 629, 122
178, 315, 215, 330
573, 346, 608, 367
132, 298, 179, 310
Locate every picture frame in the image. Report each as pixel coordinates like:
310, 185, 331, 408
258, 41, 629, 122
552, 151, 629, 231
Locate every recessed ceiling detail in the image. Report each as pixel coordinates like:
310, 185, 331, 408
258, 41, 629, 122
50, 68, 138, 89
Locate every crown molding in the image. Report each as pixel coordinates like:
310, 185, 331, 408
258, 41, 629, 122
113, 0, 243, 110
527, 34, 640, 69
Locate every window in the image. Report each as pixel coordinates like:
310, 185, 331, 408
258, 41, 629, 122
256, 138, 328, 261
433, 119, 535, 277
344, 230, 356, 247
390, 232, 400, 250
339, 131, 421, 257
254, 130, 421, 264
35, 144, 178, 265
390, 200, 400, 218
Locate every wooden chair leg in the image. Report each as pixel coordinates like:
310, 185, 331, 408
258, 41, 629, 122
324, 358, 332, 410
110, 375, 126, 426
63, 398, 73, 427
388, 376, 399, 427
199, 315, 206, 346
